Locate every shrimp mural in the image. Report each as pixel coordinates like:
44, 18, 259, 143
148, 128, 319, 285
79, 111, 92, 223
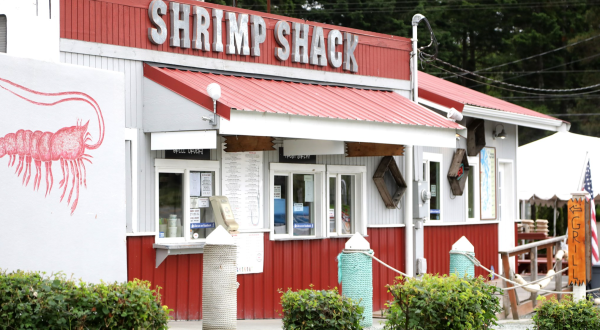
0, 77, 104, 214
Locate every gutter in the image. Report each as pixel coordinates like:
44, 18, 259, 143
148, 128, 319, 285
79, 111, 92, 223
419, 98, 569, 132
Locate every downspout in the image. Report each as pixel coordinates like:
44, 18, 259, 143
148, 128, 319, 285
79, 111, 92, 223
406, 14, 424, 277
404, 145, 414, 277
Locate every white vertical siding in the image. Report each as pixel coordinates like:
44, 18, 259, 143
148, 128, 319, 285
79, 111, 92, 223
422, 121, 517, 223
60, 51, 158, 232
261, 143, 405, 226
61, 51, 518, 231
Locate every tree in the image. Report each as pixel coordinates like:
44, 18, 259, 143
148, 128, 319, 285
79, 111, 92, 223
206, 0, 600, 144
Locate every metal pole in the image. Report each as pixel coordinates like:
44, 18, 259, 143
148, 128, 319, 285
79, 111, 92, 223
411, 14, 424, 103
405, 145, 414, 277
267, 0, 271, 13
553, 199, 557, 236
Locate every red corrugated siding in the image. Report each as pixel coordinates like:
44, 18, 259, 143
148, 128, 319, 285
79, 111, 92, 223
61, 0, 411, 80
424, 223, 499, 278
127, 227, 405, 320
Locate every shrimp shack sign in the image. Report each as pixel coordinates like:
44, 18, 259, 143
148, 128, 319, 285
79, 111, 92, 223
147, 0, 360, 72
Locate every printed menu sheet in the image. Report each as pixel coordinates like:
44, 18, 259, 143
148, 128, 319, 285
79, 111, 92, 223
222, 143, 264, 229
233, 233, 264, 274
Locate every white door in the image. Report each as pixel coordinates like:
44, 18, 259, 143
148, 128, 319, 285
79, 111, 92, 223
498, 161, 516, 274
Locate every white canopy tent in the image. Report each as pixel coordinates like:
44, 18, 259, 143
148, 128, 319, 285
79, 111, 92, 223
518, 131, 600, 208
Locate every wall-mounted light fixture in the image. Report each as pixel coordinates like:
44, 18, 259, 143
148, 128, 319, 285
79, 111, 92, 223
493, 124, 506, 140
447, 107, 463, 122
203, 83, 221, 126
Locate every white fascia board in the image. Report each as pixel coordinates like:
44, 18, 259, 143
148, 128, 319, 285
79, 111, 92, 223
463, 105, 566, 131
60, 39, 411, 91
219, 110, 457, 148
283, 139, 345, 155
419, 97, 566, 132
151, 130, 217, 150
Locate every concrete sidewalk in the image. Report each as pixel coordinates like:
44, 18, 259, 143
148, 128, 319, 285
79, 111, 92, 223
168, 318, 532, 329
168, 319, 387, 329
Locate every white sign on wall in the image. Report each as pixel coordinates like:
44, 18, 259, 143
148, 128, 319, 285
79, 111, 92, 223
233, 232, 264, 274
221, 143, 264, 229
0, 54, 126, 283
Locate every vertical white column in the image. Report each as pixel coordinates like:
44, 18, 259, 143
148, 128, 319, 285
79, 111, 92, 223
405, 145, 414, 277
411, 24, 419, 102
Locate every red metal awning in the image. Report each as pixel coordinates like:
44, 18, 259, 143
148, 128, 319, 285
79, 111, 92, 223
143, 64, 461, 129
419, 71, 559, 121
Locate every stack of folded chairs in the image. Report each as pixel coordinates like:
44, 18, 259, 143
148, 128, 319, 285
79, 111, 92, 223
535, 219, 549, 236
518, 219, 535, 233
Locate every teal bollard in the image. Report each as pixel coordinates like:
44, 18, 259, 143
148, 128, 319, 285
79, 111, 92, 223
449, 236, 475, 278
338, 233, 373, 328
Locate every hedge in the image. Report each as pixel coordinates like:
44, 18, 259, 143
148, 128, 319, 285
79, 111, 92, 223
0, 270, 171, 329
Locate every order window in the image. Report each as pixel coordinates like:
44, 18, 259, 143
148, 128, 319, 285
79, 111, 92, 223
270, 163, 325, 239
423, 153, 442, 221
327, 165, 366, 237
155, 159, 220, 243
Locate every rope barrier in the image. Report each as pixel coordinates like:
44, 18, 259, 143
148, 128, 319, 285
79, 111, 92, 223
345, 249, 600, 296
343, 250, 412, 278
452, 251, 600, 295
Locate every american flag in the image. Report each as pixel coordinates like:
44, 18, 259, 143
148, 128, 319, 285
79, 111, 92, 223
582, 160, 599, 264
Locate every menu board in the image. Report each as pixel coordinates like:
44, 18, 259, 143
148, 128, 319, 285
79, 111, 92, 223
233, 232, 264, 274
222, 143, 263, 229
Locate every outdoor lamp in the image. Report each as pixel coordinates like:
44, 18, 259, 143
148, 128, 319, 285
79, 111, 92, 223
493, 124, 506, 140
203, 83, 221, 126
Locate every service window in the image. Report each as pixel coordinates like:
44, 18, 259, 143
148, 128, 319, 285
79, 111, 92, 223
466, 157, 479, 221
327, 165, 367, 237
270, 163, 325, 239
155, 159, 220, 243
423, 153, 443, 221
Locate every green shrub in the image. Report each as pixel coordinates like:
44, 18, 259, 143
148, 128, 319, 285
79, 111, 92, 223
279, 285, 365, 330
533, 296, 600, 329
0, 270, 172, 329
384, 274, 502, 330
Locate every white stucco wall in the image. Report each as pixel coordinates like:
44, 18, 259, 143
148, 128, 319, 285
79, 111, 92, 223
0, 54, 126, 283
0, 0, 60, 62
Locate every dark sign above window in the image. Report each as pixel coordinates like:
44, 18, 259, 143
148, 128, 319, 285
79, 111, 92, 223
278, 147, 316, 164
165, 149, 211, 160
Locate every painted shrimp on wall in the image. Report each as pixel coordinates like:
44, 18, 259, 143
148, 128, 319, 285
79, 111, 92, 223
0, 77, 104, 214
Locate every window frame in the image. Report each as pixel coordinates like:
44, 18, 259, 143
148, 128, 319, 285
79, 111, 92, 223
124, 128, 138, 233
269, 163, 326, 240
326, 165, 367, 238
465, 156, 480, 222
423, 152, 443, 221
154, 159, 221, 243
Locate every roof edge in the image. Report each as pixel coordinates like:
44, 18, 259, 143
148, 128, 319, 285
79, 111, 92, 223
420, 98, 568, 132
143, 64, 231, 121
418, 87, 464, 112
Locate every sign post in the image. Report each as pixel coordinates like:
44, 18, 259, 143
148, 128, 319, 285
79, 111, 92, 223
568, 191, 592, 301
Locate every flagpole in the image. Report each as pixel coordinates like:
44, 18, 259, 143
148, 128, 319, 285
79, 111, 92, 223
578, 151, 590, 190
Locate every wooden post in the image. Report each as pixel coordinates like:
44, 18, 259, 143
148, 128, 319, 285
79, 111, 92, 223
267, 0, 271, 13
568, 193, 588, 301
531, 247, 538, 307
502, 253, 519, 320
